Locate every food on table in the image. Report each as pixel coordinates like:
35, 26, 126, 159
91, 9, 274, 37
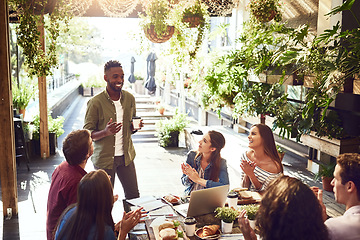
201, 225, 220, 237
164, 195, 181, 204
159, 221, 176, 231
158, 219, 184, 240
232, 187, 248, 193
239, 191, 252, 199
159, 228, 177, 240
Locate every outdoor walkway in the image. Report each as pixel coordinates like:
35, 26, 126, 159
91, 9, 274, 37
0, 90, 345, 240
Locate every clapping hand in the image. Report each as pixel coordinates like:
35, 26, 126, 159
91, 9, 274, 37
240, 159, 256, 176
181, 163, 200, 182
116, 207, 145, 240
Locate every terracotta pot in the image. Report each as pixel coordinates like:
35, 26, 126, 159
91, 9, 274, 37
278, 152, 285, 161
322, 176, 334, 192
144, 25, 175, 43
19, 109, 26, 118
158, 106, 165, 115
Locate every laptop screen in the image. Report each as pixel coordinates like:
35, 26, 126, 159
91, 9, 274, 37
175, 185, 229, 217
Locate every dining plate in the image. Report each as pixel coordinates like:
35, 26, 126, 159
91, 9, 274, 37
163, 195, 181, 205
195, 228, 221, 240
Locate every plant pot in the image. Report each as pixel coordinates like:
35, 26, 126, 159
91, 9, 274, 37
221, 220, 233, 234
249, 220, 256, 230
254, 10, 276, 23
322, 176, 334, 192
278, 152, 285, 161
19, 109, 26, 118
182, 15, 203, 28
144, 25, 175, 43
158, 106, 165, 115
167, 131, 179, 147
33, 132, 58, 156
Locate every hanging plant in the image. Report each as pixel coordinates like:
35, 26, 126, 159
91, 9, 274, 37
202, 0, 239, 17
247, 0, 282, 23
182, 0, 206, 28
9, 0, 72, 77
140, 0, 175, 43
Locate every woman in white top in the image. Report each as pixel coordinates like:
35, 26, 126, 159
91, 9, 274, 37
240, 124, 283, 192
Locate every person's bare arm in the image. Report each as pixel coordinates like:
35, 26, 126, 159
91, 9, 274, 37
91, 118, 122, 141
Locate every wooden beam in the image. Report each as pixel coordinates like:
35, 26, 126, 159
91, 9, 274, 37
38, 16, 50, 158
0, 0, 19, 217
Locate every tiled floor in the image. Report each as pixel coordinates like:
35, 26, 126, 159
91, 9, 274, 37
0, 93, 345, 240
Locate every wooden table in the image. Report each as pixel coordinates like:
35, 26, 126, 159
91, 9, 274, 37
124, 196, 253, 240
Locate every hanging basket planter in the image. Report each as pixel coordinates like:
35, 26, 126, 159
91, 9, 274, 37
21, 0, 57, 15
254, 10, 276, 23
182, 15, 204, 28
144, 24, 175, 43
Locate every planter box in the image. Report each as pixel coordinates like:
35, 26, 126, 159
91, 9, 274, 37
79, 86, 103, 97
32, 133, 58, 156
249, 71, 303, 85
300, 132, 360, 157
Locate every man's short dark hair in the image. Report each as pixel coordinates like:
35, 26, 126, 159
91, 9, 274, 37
62, 129, 91, 165
337, 153, 360, 199
104, 60, 122, 74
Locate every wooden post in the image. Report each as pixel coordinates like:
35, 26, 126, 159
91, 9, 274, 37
38, 16, 50, 158
0, 0, 19, 217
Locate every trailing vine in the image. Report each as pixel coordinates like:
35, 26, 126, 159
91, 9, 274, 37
9, 0, 71, 77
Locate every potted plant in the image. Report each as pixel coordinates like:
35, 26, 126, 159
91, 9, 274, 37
238, 204, 260, 229
214, 206, 239, 233
32, 113, 65, 155
314, 162, 336, 192
12, 78, 36, 118
80, 74, 106, 96
140, 0, 175, 43
155, 108, 189, 147
276, 145, 285, 161
247, 0, 282, 23
181, 0, 206, 28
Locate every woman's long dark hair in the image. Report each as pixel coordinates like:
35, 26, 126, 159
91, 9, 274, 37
55, 170, 114, 240
196, 130, 225, 182
256, 176, 329, 240
252, 124, 283, 172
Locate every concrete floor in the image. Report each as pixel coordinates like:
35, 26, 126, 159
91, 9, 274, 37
0, 93, 345, 240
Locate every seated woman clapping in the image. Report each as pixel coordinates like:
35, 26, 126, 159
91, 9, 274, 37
240, 124, 283, 192
55, 169, 143, 240
181, 130, 229, 195
238, 175, 329, 240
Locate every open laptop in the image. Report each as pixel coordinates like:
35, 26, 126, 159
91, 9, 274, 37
174, 185, 229, 217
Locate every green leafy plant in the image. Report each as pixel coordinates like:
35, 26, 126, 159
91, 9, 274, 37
32, 113, 65, 140
140, 0, 173, 38
238, 204, 260, 220
81, 74, 106, 88
12, 78, 36, 110
314, 162, 336, 181
247, 0, 282, 23
215, 206, 239, 223
155, 108, 189, 147
9, 0, 72, 77
276, 145, 285, 154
